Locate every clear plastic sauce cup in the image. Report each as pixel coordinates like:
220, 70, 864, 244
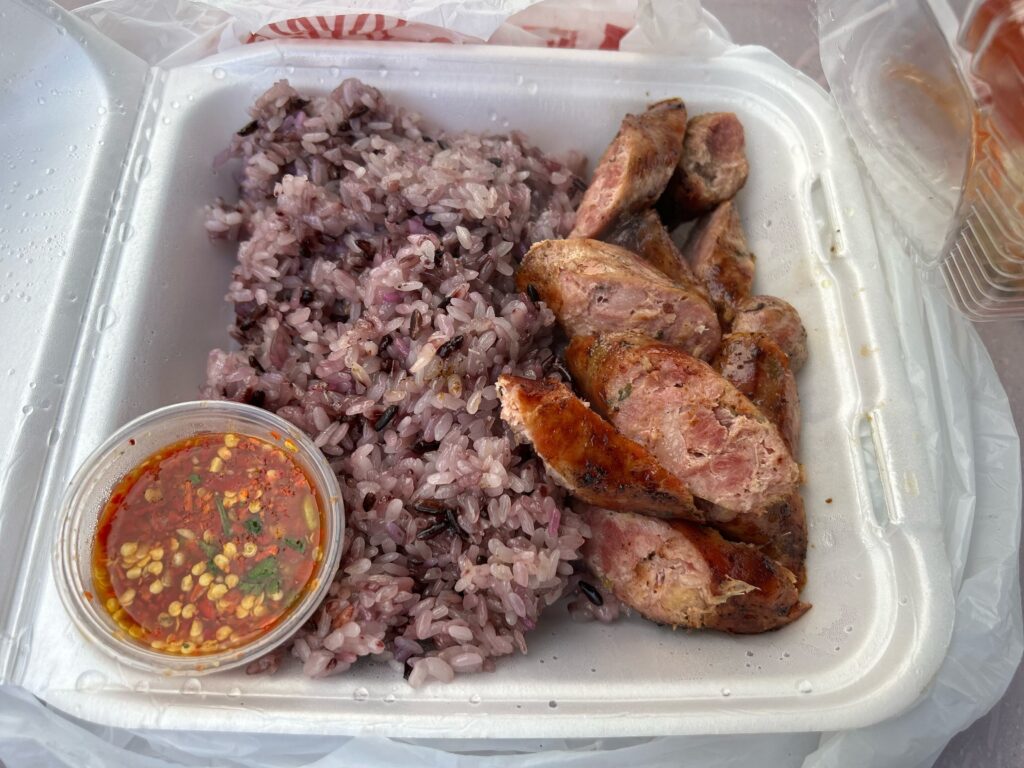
54, 400, 344, 675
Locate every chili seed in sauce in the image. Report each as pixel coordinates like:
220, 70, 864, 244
92, 432, 324, 656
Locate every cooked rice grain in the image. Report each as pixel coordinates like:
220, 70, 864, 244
203, 78, 588, 685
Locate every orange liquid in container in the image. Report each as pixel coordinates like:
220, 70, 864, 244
964, 1, 1024, 204
957, 0, 1024, 290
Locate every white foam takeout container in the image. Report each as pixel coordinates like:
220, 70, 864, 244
0, 0, 955, 738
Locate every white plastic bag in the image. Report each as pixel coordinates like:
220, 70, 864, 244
0, 2, 1019, 766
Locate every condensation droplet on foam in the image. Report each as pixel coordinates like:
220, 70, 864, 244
133, 680, 150, 693
181, 678, 202, 695
797, 680, 813, 694
213, 67, 226, 80
95, 304, 118, 331
21, 404, 32, 415
721, 688, 732, 697
515, 74, 524, 85
227, 687, 242, 698
469, 693, 481, 705
133, 157, 150, 182
97, 105, 106, 115
383, 693, 396, 703
526, 82, 539, 96
171, 100, 180, 109
118, 222, 135, 243
353, 687, 369, 701
75, 670, 107, 691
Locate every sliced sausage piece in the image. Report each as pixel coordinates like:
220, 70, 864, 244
582, 507, 808, 633
681, 201, 755, 326
566, 332, 799, 515
712, 331, 806, 587
605, 208, 700, 288
517, 238, 720, 360
714, 332, 801, 456
732, 295, 808, 372
658, 112, 750, 227
496, 375, 699, 519
571, 99, 688, 239
700, 494, 808, 590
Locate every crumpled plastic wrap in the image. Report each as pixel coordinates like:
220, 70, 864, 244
0, 1, 1019, 766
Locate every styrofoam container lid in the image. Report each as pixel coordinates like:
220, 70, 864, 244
0, 0, 954, 738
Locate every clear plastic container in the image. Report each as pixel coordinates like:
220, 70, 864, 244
946, 0, 1024, 318
817, 0, 1024, 320
54, 400, 345, 676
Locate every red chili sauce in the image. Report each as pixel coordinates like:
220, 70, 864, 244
92, 432, 324, 656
